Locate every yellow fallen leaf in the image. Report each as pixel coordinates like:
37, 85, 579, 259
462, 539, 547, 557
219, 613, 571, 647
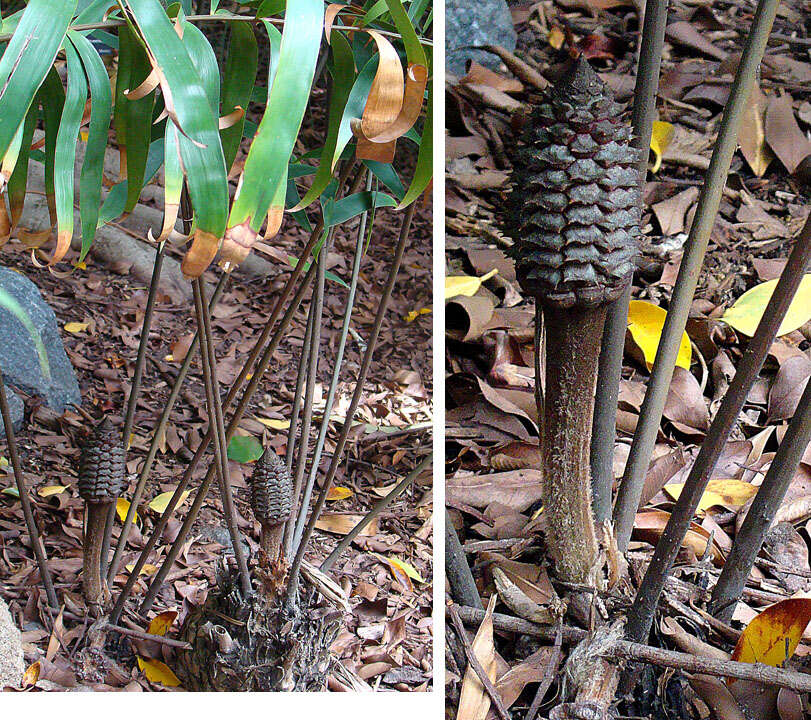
21, 661, 40, 687
116, 497, 138, 525
146, 610, 177, 637
373, 553, 425, 583
405, 307, 432, 323
125, 563, 158, 576
314, 513, 378, 536
721, 275, 811, 338
63, 321, 89, 334
445, 269, 498, 300
37, 485, 67, 498
664, 478, 757, 515
731, 598, 811, 668
326, 486, 353, 501
548, 26, 565, 50
148, 489, 191, 514
650, 121, 675, 173
627, 300, 692, 371
137, 657, 181, 687
255, 417, 290, 430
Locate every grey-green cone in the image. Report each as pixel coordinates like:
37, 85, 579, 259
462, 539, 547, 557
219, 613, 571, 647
77, 417, 125, 502
250, 449, 293, 524
504, 56, 642, 309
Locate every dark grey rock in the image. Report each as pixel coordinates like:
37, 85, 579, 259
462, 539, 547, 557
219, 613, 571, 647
197, 524, 251, 559
0, 267, 81, 419
446, 0, 517, 76
0, 385, 24, 439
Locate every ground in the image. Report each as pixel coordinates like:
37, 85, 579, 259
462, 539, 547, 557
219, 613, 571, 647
446, 0, 810, 718
0, 112, 433, 691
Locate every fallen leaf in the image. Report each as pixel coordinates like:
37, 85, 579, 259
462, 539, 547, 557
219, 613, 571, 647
125, 563, 158, 576
146, 610, 177, 637
731, 598, 811, 668
664, 478, 757, 514
627, 300, 692, 371
649, 121, 675, 173
255, 417, 290, 430
326, 486, 353, 501
765, 93, 811, 174
116, 497, 138, 525
37, 485, 67, 498
722, 275, 811, 337
314, 513, 378, 536
226, 434, 264, 463
738, 83, 774, 176
148, 489, 191, 514
63, 321, 89, 334
446, 269, 498, 300
663, 367, 710, 433
137, 657, 181, 687
652, 186, 698, 235
456, 596, 497, 720
633, 509, 723, 563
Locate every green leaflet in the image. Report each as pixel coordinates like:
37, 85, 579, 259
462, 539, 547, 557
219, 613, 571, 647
0, 0, 75, 160
398, 79, 432, 208
383, 0, 428, 66
292, 30, 355, 211
124, 0, 228, 239
180, 19, 220, 112
36, 68, 65, 225
52, 41, 88, 264
363, 159, 405, 200
323, 191, 396, 227
7, 104, 36, 227
219, 20, 257, 172
332, 55, 377, 170
68, 31, 113, 262
114, 23, 155, 213
228, 0, 322, 232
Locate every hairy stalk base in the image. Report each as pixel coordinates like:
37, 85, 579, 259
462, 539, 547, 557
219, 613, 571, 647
542, 305, 604, 584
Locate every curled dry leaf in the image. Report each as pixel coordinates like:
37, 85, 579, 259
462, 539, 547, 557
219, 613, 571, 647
492, 566, 559, 624
663, 478, 756, 515
456, 595, 497, 720
731, 597, 811, 667
663, 367, 710, 434
633, 509, 723, 564
446, 469, 543, 513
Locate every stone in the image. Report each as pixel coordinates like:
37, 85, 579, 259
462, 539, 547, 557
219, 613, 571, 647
0, 267, 81, 424
197, 524, 251, 559
0, 596, 24, 690
446, 0, 517, 76
0, 385, 24, 439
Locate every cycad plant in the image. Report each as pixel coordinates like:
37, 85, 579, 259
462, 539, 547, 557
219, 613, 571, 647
0, 0, 431, 691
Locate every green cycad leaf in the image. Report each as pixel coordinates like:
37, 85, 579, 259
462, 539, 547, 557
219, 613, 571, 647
44, 41, 87, 267
323, 191, 396, 227
292, 29, 354, 211
399, 80, 431, 208
123, 0, 228, 275
6, 104, 36, 228
0, 0, 76, 160
114, 22, 154, 213
68, 30, 113, 262
99, 138, 164, 227
36, 67, 65, 225
219, 20, 258, 172
228, 0, 323, 234
332, 56, 377, 170
383, 0, 428, 66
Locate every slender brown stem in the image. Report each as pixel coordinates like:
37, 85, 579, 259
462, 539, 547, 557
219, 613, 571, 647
193, 278, 251, 597
284, 293, 315, 475
288, 235, 329, 551
101, 241, 166, 580
445, 508, 482, 609
290, 169, 372, 555
0, 369, 58, 609
105, 623, 191, 649
541, 305, 604, 584
613, 0, 782, 552
321, 452, 431, 572
107, 273, 228, 583
627, 214, 811, 644
286, 202, 417, 602
131, 259, 320, 617
83, 501, 111, 615
591, 0, 669, 524
110, 224, 323, 620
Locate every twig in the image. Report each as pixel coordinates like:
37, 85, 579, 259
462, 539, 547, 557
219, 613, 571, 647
285, 202, 418, 603
104, 623, 192, 650
320, 452, 431, 572
613, 0, 782, 553
101, 241, 165, 580
628, 213, 811, 643
456, 606, 811, 693
193, 277, 251, 598
448, 602, 511, 720
0, 368, 58, 609
525, 620, 563, 720
592, 0, 668, 525
283, 284, 314, 476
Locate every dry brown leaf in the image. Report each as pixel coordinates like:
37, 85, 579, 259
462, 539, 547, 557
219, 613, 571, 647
456, 596, 498, 720
446, 470, 543, 512
633, 509, 723, 563
738, 84, 774, 177
665, 21, 727, 60
652, 187, 699, 236
765, 93, 811, 174
314, 514, 379, 536
663, 367, 710, 434
495, 647, 557, 709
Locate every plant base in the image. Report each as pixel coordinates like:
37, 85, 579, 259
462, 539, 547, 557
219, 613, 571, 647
175, 569, 343, 692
